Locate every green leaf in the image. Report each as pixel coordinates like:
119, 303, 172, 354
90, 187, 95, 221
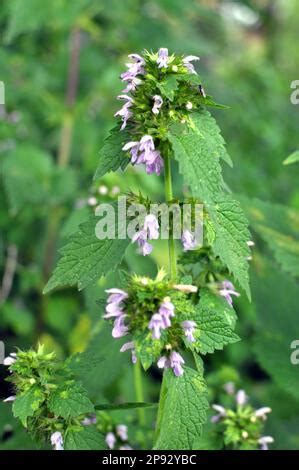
283, 150, 299, 165
156, 75, 179, 101
199, 288, 237, 329
169, 110, 227, 204
193, 292, 240, 355
134, 330, 163, 370
68, 324, 127, 400
94, 126, 130, 180
44, 213, 130, 293
208, 196, 251, 298
12, 387, 44, 427
65, 426, 106, 450
154, 367, 209, 450
95, 402, 157, 411
253, 262, 299, 401
48, 383, 94, 419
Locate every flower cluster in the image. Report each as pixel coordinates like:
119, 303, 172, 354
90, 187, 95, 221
114, 48, 206, 176
103, 272, 198, 377
211, 384, 273, 450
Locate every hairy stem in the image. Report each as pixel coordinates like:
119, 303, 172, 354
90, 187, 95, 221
134, 360, 145, 427
164, 152, 177, 280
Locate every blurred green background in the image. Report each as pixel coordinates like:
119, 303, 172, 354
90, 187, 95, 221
0, 0, 299, 450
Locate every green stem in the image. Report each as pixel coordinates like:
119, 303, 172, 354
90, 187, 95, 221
164, 152, 177, 280
153, 152, 177, 445
134, 359, 145, 426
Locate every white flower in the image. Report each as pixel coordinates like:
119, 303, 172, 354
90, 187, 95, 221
51, 431, 64, 451
3, 354, 16, 366
3, 396, 16, 403
173, 284, 198, 293
116, 424, 128, 442
87, 196, 97, 206
211, 404, 226, 423
258, 436, 274, 450
236, 389, 248, 406
105, 432, 116, 449
255, 407, 272, 420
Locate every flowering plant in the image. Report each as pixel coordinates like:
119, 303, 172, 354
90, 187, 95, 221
3, 48, 264, 451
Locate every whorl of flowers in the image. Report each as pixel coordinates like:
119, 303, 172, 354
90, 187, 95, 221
211, 385, 273, 450
114, 48, 205, 176
103, 270, 198, 377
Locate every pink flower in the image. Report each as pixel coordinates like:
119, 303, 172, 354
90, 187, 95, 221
181, 229, 198, 251
183, 55, 200, 74
181, 320, 196, 342
169, 351, 185, 376
148, 313, 165, 340
219, 280, 240, 307
157, 351, 185, 376
112, 315, 129, 338
152, 95, 163, 114
120, 341, 137, 364
159, 299, 175, 328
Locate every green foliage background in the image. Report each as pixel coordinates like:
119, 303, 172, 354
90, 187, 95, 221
0, 0, 299, 450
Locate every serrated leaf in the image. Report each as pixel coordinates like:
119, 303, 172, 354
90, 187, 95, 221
200, 288, 237, 329
12, 387, 44, 427
169, 110, 227, 204
134, 330, 163, 370
193, 294, 240, 355
68, 324, 126, 400
65, 426, 106, 450
94, 126, 130, 180
283, 150, 299, 165
208, 196, 251, 298
44, 213, 130, 293
154, 367, 209, 450
48, 383, 94, 419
